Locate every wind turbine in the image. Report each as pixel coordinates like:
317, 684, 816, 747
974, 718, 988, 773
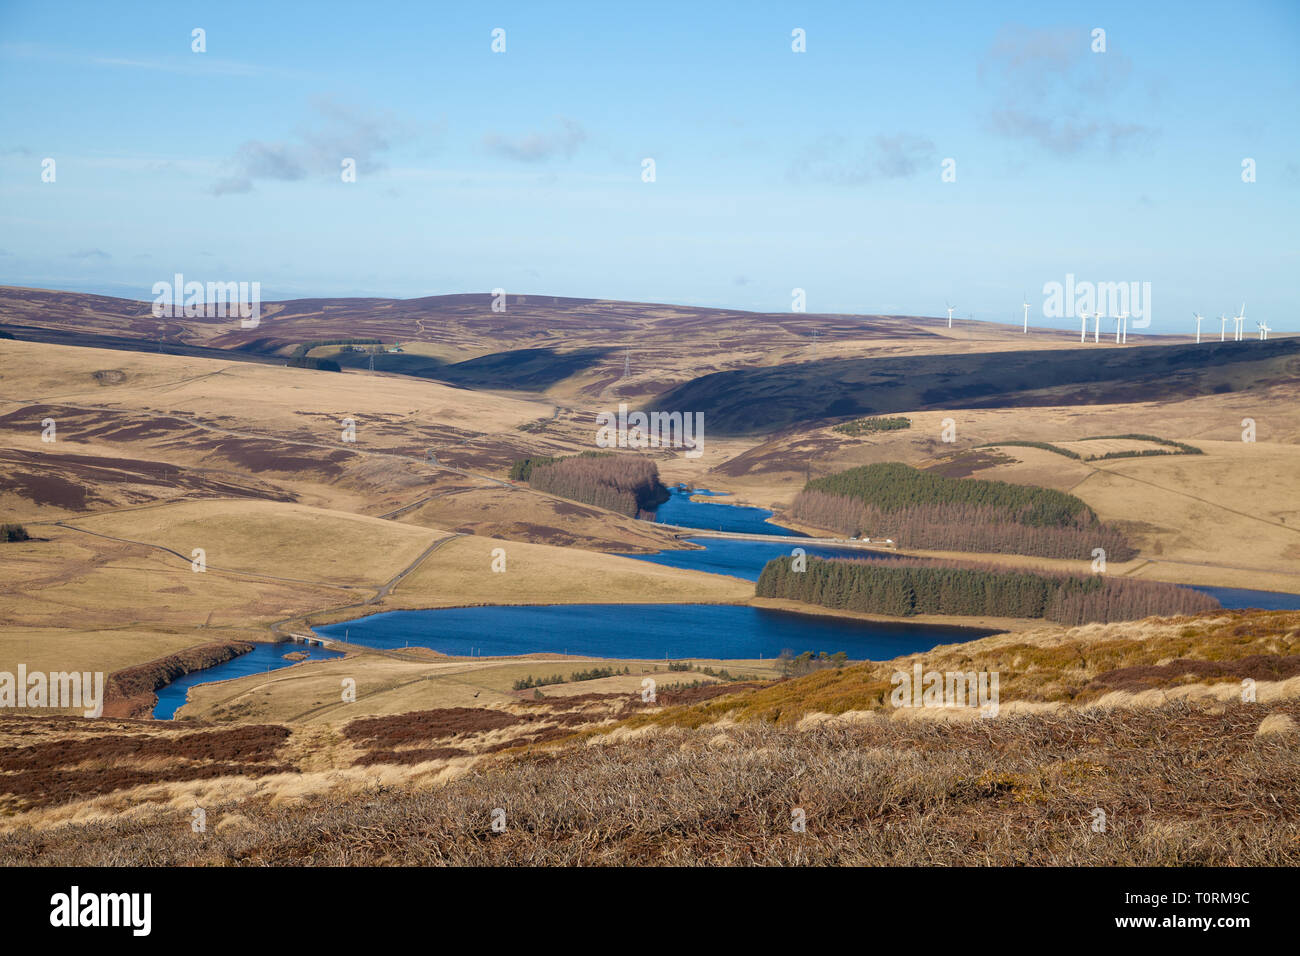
1219, 314, 1227, 342
1193, 312, 1203, 344
1234, 304, 1246, 341
1022, 295, 1030, 334
1117, 310, 1129, 344
1093, 310, 1104, 343
945, 301, 955, 329
1257, 320, 1271, 341
1079, 310, 1091, 343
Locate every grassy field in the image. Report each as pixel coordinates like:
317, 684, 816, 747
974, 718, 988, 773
69, 499, 447, 589
176, 652, 780, 725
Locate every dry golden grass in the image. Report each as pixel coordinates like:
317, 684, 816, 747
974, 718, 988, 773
175, 649, 780, 725
0, 627, 207, 679
377, 533, 752, 611
1052, 437, 1171, 455
394, 483, 685, 553
0, 337, 545, 435
0, 526, 351, 638
69, 498, 446, 589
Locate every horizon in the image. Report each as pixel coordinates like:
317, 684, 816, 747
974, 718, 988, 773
1, 1, 1297, 333
7, 279, 1281, 340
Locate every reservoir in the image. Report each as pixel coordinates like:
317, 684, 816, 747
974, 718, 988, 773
309, 487, 969, 659
156, 486, 1300, 714
153, 642, 342, 719
312, 603, 993, 661
652, 486, 806, 536
1188, 586, 1300, 610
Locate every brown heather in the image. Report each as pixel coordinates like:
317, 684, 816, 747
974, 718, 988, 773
1, 700, 1296, 865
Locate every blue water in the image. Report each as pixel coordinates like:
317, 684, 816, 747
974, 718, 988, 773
628, 537, 895, 582
1189, 586, 1300, 610
653, 486, 807, 536
153, 642, 343, 719
308, 488, 985, 660
155, 490, 1300, 715
313, 604, 991, 661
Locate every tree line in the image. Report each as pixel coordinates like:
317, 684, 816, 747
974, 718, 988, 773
832, 416, 911, 436
289, 338, 381, 359
286, 356, 341, 372
979, 435, 1202, 463
513, 665, 631, 690
794, 462, 1135, 560
792, 490, 1136, 560
513, 452, 669, 517
756, 555, 1218, 625
804, 462, 1094, 526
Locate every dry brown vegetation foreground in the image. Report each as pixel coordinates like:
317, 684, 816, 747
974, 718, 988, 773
0, 610, 1297, 866
619, 609, 1300, 728
1, 699, 1296, 865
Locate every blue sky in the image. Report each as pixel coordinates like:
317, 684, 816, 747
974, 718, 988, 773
1, 0, 1297, 333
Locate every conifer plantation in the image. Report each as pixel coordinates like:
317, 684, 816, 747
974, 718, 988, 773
514, 452, 669, 517
793, 463, 1136, 560
756, 555, 1219, 625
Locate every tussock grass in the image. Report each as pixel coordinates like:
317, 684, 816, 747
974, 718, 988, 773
611, 610, 1300, 729
2, 698, 1295, 865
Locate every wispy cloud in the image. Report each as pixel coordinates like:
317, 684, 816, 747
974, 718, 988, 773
787, 132, 935, 185
70, 248, 111, 260
210, 97, 414, 196
483, 117, 587, 163
91, 55, 265, 77
0, 41, 277, 78
979, 25, 1154, 156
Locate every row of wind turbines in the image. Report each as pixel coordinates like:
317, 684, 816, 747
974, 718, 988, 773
1192, 305, 1270, 343
943, 300, 1272, 343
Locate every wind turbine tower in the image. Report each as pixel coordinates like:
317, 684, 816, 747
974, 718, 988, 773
1258, 320, 1271, 341
946, 302, 955, 329
1079, 311, 1091, 343
1219, 314, 1227, 342
1193, 312, 1203, 344
1118, 311, 1129, 344
1234, 304, 1246, 342
1093, 311, 1104, 344
1022, 296, 1030, 334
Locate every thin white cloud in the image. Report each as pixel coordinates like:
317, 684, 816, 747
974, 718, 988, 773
787, 132, 935, 184
483, 117, 587, 163
0, 41, 303, 79
979, 25, 1154, 156
209, 96, 414, 196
